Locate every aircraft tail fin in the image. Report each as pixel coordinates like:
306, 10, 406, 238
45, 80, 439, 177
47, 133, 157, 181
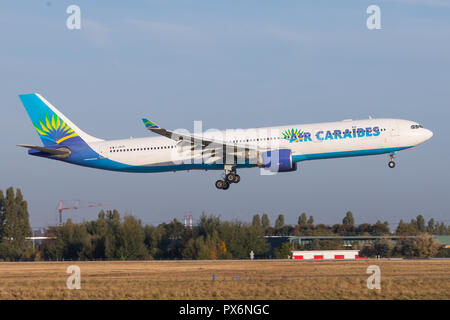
18, 93, 103, 147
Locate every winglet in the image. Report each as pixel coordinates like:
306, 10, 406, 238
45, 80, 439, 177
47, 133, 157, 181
142, 118, 160, 129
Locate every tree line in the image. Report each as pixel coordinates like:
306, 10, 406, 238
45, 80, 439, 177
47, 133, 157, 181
268, 211, 449, 237
0, 187, 449, 261
39, 210, 270, 261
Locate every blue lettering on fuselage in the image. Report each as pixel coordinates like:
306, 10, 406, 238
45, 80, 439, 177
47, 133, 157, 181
334, 130, 342, 139
373, 126, 381, 136
316, 131, 324, 141
357, 128, 365, 137
284, 126, 382, 143
343, 129, 352, 139
304, 132, 312, 141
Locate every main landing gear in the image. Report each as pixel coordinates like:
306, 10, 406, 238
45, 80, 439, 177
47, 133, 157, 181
215, 166, 240, 190
388, 152, 396, 168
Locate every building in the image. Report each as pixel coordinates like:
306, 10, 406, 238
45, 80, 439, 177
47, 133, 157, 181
291, 250, 363, 260
267, 235, 450, 249
281, 235, 415, 248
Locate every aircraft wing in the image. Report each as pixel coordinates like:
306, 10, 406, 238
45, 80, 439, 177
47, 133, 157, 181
142, 118, 262, 150
141, 118, 262, 163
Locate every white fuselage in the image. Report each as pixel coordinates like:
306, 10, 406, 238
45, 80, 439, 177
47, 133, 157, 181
84, 118, 432, 172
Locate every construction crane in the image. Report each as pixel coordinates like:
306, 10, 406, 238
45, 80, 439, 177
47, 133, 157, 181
57, 200, 110, 225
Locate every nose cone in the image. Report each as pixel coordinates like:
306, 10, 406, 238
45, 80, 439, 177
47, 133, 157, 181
423, 128, 433, 141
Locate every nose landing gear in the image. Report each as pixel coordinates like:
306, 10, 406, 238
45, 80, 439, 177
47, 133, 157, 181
388, 152, 396, 168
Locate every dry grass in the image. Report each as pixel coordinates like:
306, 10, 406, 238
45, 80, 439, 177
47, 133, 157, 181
0, 260, 449, 300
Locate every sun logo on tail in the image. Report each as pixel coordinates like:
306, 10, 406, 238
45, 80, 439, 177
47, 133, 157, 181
282, 128, 304, 143
142, 118, 160, 129
33, 113, 78, 144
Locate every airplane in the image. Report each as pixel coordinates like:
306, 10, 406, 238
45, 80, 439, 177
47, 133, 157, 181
18, 93, 433, 190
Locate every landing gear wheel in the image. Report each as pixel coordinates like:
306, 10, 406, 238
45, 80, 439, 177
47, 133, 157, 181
215, 179, 230, 190
226, 172, 236, 183
388, 161, 396, 168
215, 180, 224, 189
233, 174, 241, 183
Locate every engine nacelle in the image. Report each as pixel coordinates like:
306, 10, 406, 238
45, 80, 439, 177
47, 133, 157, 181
258, 149, 297, 172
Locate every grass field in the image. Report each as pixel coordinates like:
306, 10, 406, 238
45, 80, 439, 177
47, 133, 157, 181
0, 260, 449, 299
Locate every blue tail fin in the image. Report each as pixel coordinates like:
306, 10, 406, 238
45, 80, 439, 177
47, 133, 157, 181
18, 93, 102, 147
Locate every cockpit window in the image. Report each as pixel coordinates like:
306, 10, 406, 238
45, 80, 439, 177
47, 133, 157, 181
411, 124, 423, 129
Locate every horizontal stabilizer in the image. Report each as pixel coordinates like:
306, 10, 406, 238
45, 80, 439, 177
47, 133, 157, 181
17, 144, 71, 158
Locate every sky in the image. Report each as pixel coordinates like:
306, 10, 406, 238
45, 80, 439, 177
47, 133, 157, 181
1, 0, 449, 229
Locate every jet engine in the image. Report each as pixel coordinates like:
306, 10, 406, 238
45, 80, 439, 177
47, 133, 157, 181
258, 149, 297, 172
